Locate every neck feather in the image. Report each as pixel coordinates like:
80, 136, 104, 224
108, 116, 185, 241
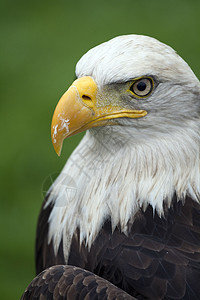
46, 123, 200, 262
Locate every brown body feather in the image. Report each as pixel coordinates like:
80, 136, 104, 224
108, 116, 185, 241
28, 194, 200, 299
22, 265, 135, 300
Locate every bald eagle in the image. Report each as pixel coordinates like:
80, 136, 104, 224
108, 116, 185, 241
22, 35, 200, 299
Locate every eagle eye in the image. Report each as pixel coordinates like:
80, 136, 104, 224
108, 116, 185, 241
129, 77, 154, 98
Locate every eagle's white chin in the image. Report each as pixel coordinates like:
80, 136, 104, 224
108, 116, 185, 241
46, 119, 200, 262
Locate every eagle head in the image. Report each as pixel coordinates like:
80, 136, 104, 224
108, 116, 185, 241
51, 35, 200, 156
48, 35, 200, 251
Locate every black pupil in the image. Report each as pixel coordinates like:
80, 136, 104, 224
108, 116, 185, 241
137, 81, 147, 91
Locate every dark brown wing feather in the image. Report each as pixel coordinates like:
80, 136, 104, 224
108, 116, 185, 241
21, 265, 136, 300
35, 194, 200, 299
68, 196, 200, 299
35, 194, 66, 274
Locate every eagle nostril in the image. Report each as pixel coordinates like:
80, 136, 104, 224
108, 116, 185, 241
82, 95, 92, 101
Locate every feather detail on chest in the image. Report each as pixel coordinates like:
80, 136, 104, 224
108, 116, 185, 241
46, 123, 200, 261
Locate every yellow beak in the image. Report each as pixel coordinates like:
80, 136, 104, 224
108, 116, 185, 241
51, 76, 147, 156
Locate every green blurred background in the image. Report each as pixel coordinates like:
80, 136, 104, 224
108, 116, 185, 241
0, 0, 200, 298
